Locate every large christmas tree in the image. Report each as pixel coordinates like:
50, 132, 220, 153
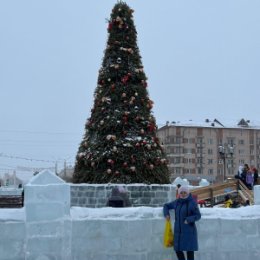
73, 1, 170, 184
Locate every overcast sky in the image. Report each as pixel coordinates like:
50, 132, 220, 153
1, 0, 260, 172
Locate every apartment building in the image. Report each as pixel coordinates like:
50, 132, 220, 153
157, 118, 260, 184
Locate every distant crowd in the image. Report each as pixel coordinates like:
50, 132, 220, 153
235, 163, 258, 190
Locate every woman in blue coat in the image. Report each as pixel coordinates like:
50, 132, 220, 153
163, 186, 201, 260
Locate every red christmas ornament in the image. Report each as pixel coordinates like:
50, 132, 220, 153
147, 123, 155, 132
121, 75, 130, 84
123, 162, 128, 167
108, 22, 113, 31
107, 159, 114, 165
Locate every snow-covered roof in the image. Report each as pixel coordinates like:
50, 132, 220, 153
160, 118, 260, 130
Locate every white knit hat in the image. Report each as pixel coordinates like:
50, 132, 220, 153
178, 186, 190, 195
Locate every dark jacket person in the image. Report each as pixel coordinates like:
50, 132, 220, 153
163, 186, 201, 260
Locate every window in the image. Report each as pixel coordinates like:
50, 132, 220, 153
218, 168, 223, 174
174, 157, 181, 164
173, 167, 182, 174
176, 137, 182, 144
208, 159, 213, 164
239, 159, 245, 164
208, 149, 213, 155
197, 168, 203, 174
208, 139, 213, 145
197, 137, 203, 144
189, 138, 195, 144
239, 139, 244, 145
197, 158, 203, 164
227, 138, 235, 146
197, 148, 203, 153
184, 168, 195, 174
208, 169, 214, 175
187, 148, 193, 154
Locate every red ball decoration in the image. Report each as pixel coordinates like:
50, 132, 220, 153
107, 159, 114, 165
121, 75, 130, 84
108, 23, 113, 31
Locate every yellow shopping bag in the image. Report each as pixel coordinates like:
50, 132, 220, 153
163, 219, 174, 248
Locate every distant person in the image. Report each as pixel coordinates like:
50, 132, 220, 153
106, 187, 124, 207
176, 184, 181, 198
197, 199, 206, 208
118, 186, 131, 207
252, 167, 259, 185
163, 186, 201, 260
235, 165, 244, 180
106, 187, 131, 207
245, 168, 254, 190
224, 194, 233, 208
240, 164, 249, 186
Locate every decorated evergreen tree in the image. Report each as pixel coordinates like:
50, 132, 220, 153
73, 1, 170, 184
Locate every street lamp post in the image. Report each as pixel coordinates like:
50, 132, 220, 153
218, 145, 234, 182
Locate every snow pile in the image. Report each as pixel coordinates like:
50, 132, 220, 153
71, 205, 260, 220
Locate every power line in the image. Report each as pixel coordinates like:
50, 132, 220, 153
0, 129, 82, 135
0, 153, 57, 163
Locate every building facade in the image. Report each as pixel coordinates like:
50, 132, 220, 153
157, 118, 260, 184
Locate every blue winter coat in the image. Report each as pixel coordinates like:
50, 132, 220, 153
163, 194, 201, 251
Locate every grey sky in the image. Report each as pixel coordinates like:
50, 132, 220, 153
1, 0, 260, 171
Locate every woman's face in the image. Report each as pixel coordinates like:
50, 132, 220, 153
179, 191, 189, 199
